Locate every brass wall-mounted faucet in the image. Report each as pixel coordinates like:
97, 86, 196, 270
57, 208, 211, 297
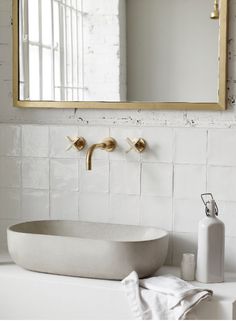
86, 137, 117, 171
66, 136, 147, 171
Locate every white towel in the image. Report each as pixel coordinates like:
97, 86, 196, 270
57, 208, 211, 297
122, 271, 213, 320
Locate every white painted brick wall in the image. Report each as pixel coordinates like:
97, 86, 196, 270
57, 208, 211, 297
1, 1, 236, 271
83, 0, 126, 101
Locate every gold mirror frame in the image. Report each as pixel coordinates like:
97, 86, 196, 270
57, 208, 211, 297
12, 0, 228, 110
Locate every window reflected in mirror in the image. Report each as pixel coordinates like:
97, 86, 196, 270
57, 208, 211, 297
19, 0, 84, 101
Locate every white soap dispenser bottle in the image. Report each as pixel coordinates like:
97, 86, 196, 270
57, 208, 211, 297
196, 193, 225, 283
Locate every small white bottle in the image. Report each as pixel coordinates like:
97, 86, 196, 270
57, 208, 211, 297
196, 197, 225, 283
181, 253, 195, 281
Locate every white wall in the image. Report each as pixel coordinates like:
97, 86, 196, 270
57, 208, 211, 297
1, 0, 236, 271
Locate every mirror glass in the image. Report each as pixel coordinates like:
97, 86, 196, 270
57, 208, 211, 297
18, 0, 220, 104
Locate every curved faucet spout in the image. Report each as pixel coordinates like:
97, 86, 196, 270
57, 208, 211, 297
86, 143, 106, 171
86, 138, 117, 171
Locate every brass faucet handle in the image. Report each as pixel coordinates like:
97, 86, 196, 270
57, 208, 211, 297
66, 136, 86, 151
126, 138, 147, 153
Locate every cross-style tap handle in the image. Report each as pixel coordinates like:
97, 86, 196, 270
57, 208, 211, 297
126, 138, 147, 153
66, 136, 86, 151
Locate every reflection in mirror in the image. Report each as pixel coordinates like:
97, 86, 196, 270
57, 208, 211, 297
127, 0, 219, 103
17, 0, 225, 105
19, 0, 85, 101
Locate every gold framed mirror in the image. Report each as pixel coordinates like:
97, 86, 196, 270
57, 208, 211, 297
13, 0, 228, 110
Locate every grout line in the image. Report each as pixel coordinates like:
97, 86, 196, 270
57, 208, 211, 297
205, 129, 209, 193
138, 162, 142, 226
19, 125, 23, 220
108, 160, 112, 223
171, 164, 175, 266
108, 126, 112, 223
48, 125, 52, 220
171, 128, 176, 265
77, 157, 80, 220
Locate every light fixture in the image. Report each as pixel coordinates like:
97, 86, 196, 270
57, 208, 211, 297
211, 0, 220, 20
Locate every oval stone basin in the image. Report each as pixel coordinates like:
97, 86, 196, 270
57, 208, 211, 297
7, 220, 169, 280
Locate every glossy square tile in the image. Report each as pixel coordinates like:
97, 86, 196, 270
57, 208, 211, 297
49, 126, 79, 159
0, 125, 21, 156
217, 201, 236, 237
173, 199, 203, 233
165, 232, 173, 265
50, 191, 79, 220
140, 196, 172, 230
22, 158, 49, 189
0, 157, 21, 188
174, 128, 207, 164
80, 160, 109, 193
78, 126, 110, 160
141, 163, 173, 197
141, 127, 173, 163
22, 125, 49, 157
78, 193, 109, 223
110, 127, 141, 161
110, 161, 140, 195
207, 166, 236, 201
225, 237, 236, 272
172, 232, 198, 266
110, 194, 140, 225
50, 159, 79, 191
22, 189, 49, 220
0, 188, 21, 219
208, 129, 236, 166
174, 164, 206, 199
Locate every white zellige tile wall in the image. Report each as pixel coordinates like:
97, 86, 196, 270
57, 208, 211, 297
1, 124, 236, 271
1, 0, 236, 271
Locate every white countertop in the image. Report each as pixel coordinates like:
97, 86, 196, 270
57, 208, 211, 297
0, 258, 236, 319
1, 259, 236, 300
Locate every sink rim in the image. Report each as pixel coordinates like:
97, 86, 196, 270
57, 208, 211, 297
8, 220, 168, 244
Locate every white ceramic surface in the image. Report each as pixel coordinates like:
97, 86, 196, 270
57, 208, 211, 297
0, 265, 235, 320
7, 221, 169, 280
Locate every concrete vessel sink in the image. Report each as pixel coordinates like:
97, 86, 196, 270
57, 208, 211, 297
7, 220, 169, 280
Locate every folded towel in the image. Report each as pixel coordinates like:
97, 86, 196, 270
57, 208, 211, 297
122, 271, 213, 320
